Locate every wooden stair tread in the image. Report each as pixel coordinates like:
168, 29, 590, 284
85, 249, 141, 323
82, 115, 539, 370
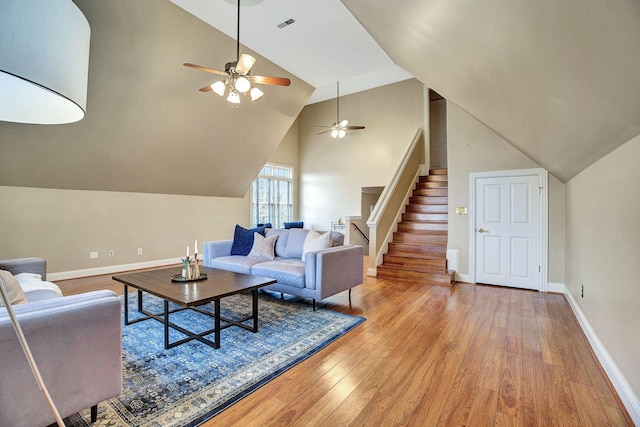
396, 228, 448, 235
407, 196, 448, 205
428, 168, 448, 175
384, 252, 449, 261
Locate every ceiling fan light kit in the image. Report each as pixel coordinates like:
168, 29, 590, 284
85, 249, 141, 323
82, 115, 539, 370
184, 0, 290, 105
317, 82, 365, 140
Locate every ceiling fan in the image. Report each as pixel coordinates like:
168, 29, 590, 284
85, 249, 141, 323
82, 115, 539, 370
183, 0, 291, 104
317, 82, 365, 139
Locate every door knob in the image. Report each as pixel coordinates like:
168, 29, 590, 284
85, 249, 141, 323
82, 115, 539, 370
477, 228, 489, 233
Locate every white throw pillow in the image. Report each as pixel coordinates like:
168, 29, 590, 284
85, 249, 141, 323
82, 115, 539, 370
302, 229, 332, 261
247, 232, 278, 260
0, 270, 28, 307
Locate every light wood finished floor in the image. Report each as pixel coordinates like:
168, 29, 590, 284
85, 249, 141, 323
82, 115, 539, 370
57, 265, 633, 426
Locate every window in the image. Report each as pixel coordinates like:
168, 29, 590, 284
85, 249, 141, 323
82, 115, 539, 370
251, 163, 293, 228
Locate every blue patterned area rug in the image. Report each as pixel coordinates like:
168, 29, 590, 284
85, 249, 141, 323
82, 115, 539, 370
67, 292, 364, 427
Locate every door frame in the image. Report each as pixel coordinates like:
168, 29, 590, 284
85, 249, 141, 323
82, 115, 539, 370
468, 168, 548, 291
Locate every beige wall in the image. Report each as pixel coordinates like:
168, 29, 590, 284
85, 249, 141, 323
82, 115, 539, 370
0, 186, 248, 274
0, 109, 301, 277
447, 101, 565, 283
566, 134, 640, 396
0, 0, 312, 198
297, 79, 423, 230
268, 120, 300, 220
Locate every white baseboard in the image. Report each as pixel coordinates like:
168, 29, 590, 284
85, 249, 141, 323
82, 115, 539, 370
367, 267, 377, 277
455, 273, 470, 283
563, 288, 640, 425
547, 281, 566, 293
48, 258, 179, 281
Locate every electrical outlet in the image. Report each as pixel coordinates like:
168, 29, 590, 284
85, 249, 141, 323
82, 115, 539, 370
90, 251, 98, 259
581, 284, 584, 298
109, 250, 114, 257
137, 248, 143, 255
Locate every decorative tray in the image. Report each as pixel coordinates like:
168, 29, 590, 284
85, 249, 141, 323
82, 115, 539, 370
171, 273, 208, 282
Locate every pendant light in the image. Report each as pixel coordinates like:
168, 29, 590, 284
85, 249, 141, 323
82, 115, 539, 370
0, 0, 91, 124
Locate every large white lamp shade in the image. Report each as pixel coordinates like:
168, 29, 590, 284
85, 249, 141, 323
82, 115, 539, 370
0, 0, 90, 124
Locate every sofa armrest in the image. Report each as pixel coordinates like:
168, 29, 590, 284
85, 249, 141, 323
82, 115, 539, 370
0, 290, 122, 426
305, 245, 364, 299
0, 257, 47, 280
203, 240, 233, 267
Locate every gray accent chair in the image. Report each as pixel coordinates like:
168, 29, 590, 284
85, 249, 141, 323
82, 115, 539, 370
0, 258, 122, 426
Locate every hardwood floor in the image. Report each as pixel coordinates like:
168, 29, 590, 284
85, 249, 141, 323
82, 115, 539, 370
56, 264, 633, 426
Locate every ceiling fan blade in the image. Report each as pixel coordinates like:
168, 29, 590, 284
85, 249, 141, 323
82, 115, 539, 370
183, 63, 227, 76
236, 54, 256, 74
249, 75, 292, 86
199, 84, 213, 92
315, 125, 331, 128
317, 130, 331, 135
346, 126, 366, 130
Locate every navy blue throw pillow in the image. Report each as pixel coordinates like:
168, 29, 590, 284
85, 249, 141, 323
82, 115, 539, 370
230, 224, 266, 256
284, 221, 304, 229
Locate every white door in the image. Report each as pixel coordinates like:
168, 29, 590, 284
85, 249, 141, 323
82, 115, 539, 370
475, 174, 541, 290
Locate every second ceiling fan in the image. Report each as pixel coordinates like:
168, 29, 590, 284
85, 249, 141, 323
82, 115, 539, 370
183, 0, 291, 104
317, 82, 365, 139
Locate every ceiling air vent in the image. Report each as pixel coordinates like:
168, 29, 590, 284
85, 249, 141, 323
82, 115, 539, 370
277, 18, 296, 29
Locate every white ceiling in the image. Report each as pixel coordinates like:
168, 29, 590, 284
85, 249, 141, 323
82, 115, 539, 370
169, 0, 413, 104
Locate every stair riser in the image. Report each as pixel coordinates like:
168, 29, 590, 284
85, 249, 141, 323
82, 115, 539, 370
411, 189, 447, 197
426, 169, 448, 176
398, 223, 448, 233
414, 186, 447, 195
407, 196, 448, 206
383, 255, 447, 269
421, 175, 448, 182
388, 243, 447, 257
403, 213, 448, 222
377, 268, 454, 286
393, 232, 447, 245
423, 181, 448, 189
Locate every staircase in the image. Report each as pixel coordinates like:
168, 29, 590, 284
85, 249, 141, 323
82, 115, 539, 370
376, 168, 455, 286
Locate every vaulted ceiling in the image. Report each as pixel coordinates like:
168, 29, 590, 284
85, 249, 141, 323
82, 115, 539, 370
168, 0, 640, 182
342, 0, 640, 182
3, 0, 640, 195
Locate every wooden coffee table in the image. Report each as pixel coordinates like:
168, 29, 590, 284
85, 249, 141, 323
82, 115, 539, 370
112, 266, 276, 350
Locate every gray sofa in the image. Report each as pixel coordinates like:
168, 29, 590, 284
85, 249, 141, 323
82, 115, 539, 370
0, 258, 122, 426
203, 228, 364, 309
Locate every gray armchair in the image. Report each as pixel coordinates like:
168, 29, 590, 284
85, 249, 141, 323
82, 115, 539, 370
0, 258, 122, 426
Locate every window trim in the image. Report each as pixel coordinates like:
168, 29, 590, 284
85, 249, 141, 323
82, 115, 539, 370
250, 162, 295, 228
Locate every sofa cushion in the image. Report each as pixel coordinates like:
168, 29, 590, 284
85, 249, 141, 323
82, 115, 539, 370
251, 259, 306, 289
230, 224, 266, 256
0, 270, 28, 307
284, 221, 304, 229
266, 228, 289, 258
331, 231, 345, 246
302, 229, 332, 261
283, 229, 309, 259
247, 233, 278, 261
209, 256, 265, 275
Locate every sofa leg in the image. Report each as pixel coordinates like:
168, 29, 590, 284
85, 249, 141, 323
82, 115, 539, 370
91, 404, 98, 423
349, 288, 352, 303
312, 299, 316, 311
280, 292, 284, 300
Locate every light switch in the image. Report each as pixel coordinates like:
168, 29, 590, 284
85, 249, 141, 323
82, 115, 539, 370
456, 207, 468, 215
